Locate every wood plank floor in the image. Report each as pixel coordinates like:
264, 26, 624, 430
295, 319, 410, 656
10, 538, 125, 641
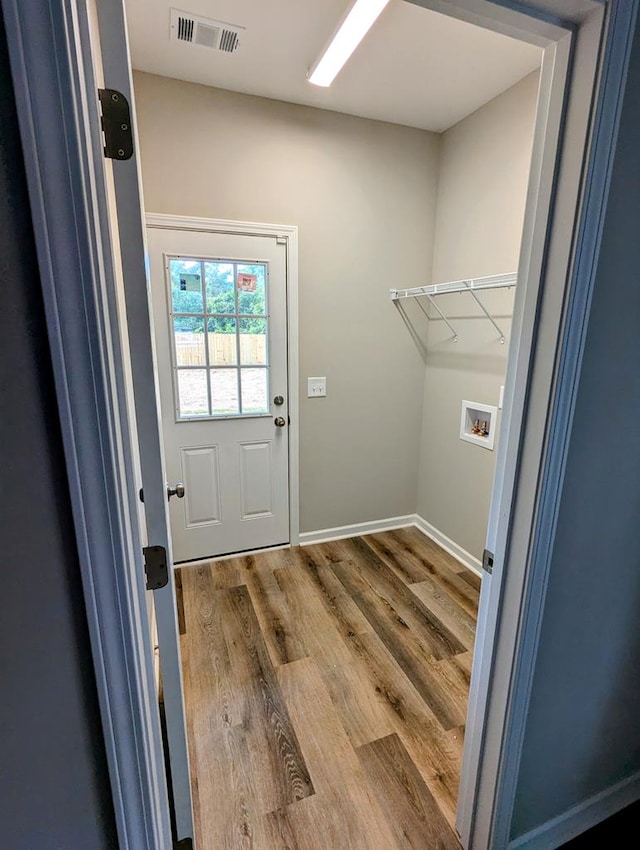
177, 526, 479, 849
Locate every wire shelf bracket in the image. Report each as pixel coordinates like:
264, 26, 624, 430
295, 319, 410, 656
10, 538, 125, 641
426, 294, 458, 342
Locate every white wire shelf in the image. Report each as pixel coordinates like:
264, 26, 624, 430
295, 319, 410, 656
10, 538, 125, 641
390, 272, 517, 344
390, 272, 516, 300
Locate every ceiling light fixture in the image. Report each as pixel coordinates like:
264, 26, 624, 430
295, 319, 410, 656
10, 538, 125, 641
307, 0, 391, 88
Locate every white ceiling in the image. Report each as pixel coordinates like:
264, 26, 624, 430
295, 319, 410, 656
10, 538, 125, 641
126, 0, 542, 133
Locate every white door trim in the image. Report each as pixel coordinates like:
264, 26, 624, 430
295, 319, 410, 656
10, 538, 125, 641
441, 2, 640, 847
458, 21, 574, 850
443, 2, 640, 848
485, 3, 640, 847
145, 213, 300, 548
89, 3, 195, 839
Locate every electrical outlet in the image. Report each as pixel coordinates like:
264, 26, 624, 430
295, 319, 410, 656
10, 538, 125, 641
307, 377, 326, 397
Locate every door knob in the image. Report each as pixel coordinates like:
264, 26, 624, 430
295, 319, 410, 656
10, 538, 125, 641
274, 416, 286, 428
167, 482, 185, 500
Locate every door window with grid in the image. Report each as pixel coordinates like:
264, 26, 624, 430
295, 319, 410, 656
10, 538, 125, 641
168, 257, 269, 419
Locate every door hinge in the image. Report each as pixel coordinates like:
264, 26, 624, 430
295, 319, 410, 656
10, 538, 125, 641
97, 88, 133, 160
482, 548, 494, 575
143, 545, 169, 590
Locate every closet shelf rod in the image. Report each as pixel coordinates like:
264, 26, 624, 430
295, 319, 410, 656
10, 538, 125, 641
389, 271, 517, 301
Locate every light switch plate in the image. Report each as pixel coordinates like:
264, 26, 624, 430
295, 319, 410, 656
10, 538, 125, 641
307, 377, 326, 397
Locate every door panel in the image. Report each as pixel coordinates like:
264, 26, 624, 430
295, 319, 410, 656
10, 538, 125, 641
239, 440, 274, 518
182, 446, 222, 525
147, 227, 290, 562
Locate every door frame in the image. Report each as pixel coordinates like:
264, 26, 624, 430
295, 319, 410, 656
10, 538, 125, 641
3, 1, 638, 849
145, 213, 301, 552
449, 3, 638, 848
0, 1, 175, 847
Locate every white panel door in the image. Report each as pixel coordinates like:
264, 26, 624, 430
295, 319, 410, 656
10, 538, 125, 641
147, 227, 290, 562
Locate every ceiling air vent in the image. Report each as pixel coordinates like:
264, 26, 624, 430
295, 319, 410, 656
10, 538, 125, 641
170, 9, 244, 54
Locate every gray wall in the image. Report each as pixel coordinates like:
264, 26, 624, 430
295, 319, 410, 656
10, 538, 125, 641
0, 12, 117, 848
133, 72, 440, 533
417, 73, 539, 558
511, 17, 640, 839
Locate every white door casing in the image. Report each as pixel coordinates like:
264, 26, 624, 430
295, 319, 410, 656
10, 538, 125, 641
147, 226, 291, 562
447, 2, 638, 848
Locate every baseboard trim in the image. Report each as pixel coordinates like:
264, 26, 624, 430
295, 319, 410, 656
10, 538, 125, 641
413, 515, 482, 576
300, 514, 484, 578
508, 770, 640, 850
299, 515, 416, 546
172, 514, 483, 568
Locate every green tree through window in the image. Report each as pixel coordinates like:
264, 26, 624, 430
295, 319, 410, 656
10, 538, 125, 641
170, 260, 266, 332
